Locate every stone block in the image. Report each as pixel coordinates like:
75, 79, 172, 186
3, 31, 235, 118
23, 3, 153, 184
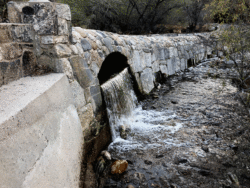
53, 44, 72, 58
164, 48, 170, 59
70, 45, 79, 55
169, 47, 178, 58
36, 55, 55, 70
90, 61, 100, 76
103, 37, 114, 52
167, 58, 175, 75
33, 18, 57, 35
78, 103, 94, 131
156, 48, 165, 60
160, 65, 168, 75
1, 59, 23, 85
69, 56, 95, 89
0, 25, 12, 43
75, 43, 84, 55
151, 53, 156, 63
184, 50, 190, 59
7, 2, 23, 23
175, 57, 181, 72
131, 51, 146, 73
0, 68, 3, 87
58, 18, 69, 36
11, 24, 33, 43
74, 27, 87, 38
72, 31, 82, 44
81, 38, 92, 51
55, 4, 71, 21
140, 68, 155, 94
55, 58, 74, 82
180, 58, 186, 71
152, 61, 160, 73
41, 36, 68, 44
144, 52, 151, 67
0, 43, 22, 61
90, 86, 103, 113
70, 80, 86, 110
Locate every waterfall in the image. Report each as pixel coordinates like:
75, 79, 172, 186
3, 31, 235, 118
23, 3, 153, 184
101, 68, 137, 141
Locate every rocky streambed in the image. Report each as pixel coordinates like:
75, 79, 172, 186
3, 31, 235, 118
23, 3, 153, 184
98, 59, 250, 188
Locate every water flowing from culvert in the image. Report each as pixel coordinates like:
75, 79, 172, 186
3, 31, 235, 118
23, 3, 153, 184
101, 68, 137, 141
101, 68, 183, 154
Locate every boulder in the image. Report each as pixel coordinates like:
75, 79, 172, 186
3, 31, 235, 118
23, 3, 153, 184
111, 160, 128, 174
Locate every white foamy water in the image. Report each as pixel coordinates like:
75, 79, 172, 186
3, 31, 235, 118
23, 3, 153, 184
108, 106, 183, 153
101, 68, 183, 153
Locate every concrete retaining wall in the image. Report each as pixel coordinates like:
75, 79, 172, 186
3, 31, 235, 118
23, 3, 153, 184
0, 74, 83, 188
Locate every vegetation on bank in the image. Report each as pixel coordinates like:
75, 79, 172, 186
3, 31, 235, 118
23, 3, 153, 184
58, 0, 212, 34
205, 0, 250, 108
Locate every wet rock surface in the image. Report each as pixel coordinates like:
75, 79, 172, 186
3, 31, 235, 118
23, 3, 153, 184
101, 60, 250, 188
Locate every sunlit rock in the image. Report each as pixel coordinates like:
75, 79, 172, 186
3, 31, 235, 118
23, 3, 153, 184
111, 160, 128, 174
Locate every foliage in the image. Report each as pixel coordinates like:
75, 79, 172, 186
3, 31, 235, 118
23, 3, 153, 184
89, 0, 184, 34
183, 0, 211, 32
206, 0, 250, 108
60, 0, 187, 34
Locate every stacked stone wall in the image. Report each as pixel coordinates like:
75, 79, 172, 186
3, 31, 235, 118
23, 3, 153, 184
0, 23, 33, 87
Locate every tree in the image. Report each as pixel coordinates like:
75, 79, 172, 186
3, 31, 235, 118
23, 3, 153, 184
61, 0, 184, 34
183, 0, 210, 32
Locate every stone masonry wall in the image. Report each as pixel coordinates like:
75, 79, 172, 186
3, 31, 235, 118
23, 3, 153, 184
0, 23, 33, 87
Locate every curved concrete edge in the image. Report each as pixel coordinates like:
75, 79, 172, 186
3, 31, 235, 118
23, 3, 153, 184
0, 73, 83, 188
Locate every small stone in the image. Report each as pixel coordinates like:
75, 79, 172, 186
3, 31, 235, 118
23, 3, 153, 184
101, 150, 111, 160
199, 170, 211, 176
144, 160, 152, 165
171, 100, 178, 104
175, 158, 188, 164
111, 160, 128, 174
201, 145, 209, 153
156, 154, 164, 158
81, 38, 92, 51
55, 4, 71, 20
228, 172, 240, 187
127, 185, 135, 188
53, 44, 72, 57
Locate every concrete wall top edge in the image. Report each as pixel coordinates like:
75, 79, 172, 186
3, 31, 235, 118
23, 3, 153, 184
0, 73, 72, 141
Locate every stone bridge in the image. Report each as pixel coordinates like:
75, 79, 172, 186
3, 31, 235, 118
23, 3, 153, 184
0, 1, 216, 187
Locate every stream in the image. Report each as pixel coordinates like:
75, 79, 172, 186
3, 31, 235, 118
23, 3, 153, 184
100, 60, 250, 188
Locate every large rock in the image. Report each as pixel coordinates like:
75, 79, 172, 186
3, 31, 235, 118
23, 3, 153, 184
55, 4, 71, 21
0, 43, 22, 61
69, 56, 95, 88
131, 51, 146, 72
41, 36, 68, 44
58, 18, 69, 36
0, 59, 22, 86
140, 68, 155, 94
11, 24, 33, 43
81, 38, 92, 51
111, 160, 128, 174
53, 44, 72, 58
103, 37, 114, 52
55, 58, 74, 81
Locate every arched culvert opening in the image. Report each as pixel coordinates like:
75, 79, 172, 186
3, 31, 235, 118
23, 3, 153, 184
187, 58, 194, 68
98, 52, 129, 85
98, 52, 142, 99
